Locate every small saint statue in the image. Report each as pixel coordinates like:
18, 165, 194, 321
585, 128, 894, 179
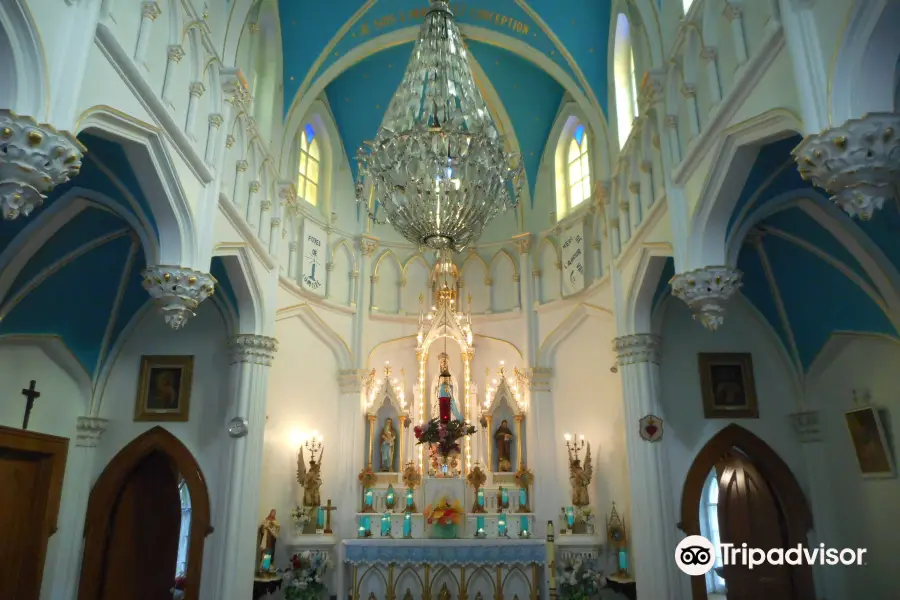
380, 417, 397, 472
256, 509, 280, 574
569, 443, 593, 507
297, 447, 323, 507
494, 419, 514, 472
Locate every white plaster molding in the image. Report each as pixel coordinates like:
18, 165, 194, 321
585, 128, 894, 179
536, 303, 612, 367
793, 113, 900, 220
230, 333, 278, 366
804, 331, 900, 391
217, 195, 276, 271
339, 369, 368, 395
789, 410, 821, 443
672, 22, 785, 187
0, 0, 48, 118
670, 266, 742, 330
624, 245, 675, 334
613, 333, 661, 365
0, 334, 92, 413
275, 303, 352, 369
141, 265, 216, 329
0, 110, 85, 220
75, 416, 108, 447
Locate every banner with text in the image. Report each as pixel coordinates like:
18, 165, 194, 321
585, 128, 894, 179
301, 218, 327, 296
561, 223, 585, 296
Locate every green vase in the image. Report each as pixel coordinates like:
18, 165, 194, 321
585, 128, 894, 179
432, 523, 458, 539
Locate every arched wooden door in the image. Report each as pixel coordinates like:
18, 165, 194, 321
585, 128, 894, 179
78, 427, 211, 600
679, 425, 815, 600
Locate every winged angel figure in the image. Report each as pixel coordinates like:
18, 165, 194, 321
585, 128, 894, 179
296, 446, 323, 507
569, 442, 592, 507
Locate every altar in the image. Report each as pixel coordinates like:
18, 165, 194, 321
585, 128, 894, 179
342, 538, 546, 599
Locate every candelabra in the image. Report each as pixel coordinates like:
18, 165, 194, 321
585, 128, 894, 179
305, 431, 323, 461
564, 433, 585, 462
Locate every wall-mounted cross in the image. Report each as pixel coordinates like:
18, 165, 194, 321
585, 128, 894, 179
323, 498, 337, 534
21, 380, 40, 430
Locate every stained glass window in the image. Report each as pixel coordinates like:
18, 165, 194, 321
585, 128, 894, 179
567, 124, 591, 208
701, 470, 726, 594
297, 124, 320, 206
175, 479, 191, 577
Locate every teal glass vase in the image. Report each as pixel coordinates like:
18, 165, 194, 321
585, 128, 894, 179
432, 523, 458, 539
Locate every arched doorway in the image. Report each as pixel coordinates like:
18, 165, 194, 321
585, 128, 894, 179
679, 424, 815, 600
78, 427, 211, 600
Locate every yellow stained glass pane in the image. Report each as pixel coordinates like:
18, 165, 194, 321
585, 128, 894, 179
309, 138, 320, 161
582, 179, 592, 204
296, 176, 306, 200
298, 151, 307, 175
568, 160, 582, 189
568, 139, 581, 163
581, 154, 591, 182
300, 132, 308, 152
306, 182, 318, 206
308, 157, 319, 184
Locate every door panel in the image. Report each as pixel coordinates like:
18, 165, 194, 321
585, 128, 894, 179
98, 451, 181, 600
718, 453, 794, 600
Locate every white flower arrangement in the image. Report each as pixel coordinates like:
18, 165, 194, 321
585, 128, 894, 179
292, 505, 312, 527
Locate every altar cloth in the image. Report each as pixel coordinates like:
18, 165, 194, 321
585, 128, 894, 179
342, 538, 546, 566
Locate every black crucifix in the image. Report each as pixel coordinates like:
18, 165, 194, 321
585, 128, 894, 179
21, 380, 40, 430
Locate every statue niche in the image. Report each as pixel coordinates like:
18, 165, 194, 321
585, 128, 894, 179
367, 380, 406, 473
482, 373, 525, 474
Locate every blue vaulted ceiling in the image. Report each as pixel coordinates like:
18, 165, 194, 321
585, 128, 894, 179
325, 40, 564, 195
727, 136, 898, 371
0, 133, 240, 384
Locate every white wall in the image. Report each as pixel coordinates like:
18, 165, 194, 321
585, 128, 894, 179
806, 335, 900, 598
0, 340, 89, 600
95, 301, 232, 597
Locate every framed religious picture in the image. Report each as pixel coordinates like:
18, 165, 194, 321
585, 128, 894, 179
845, 406, 895, 478
134, 355, 194, 422
698, 352, 758, 419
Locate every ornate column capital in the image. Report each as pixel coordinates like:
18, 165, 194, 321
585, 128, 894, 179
277, 181, 297, 206
141, 266, 216, 329
680, 84, 697, 99
638, 68, 666, 111
665, 115, 678, 129
288, 241, 300, 251
225, 134, 236, 149
618, 201, 630, 214
789, 410, 822, 443
260, 200, 272, 212
359, 235, 380, 256
270, 217, 281, 228
236, 159, 248, 172
189, 82, 206, 97
249, 180, 261, 193
208, 114, 224, 128
75, 416, 108, 447
525, 367, 552, 392
670, 266, 742, 331
793, 113, 900, 220
167, 45, 185, 63
0, 110, 85, 220
701, 46, 718, 62
512, 232, 532, 254
639, 160, 651, 173
230, 334, 278, 366
613, 334, 662, 365
724, 3, 743, 21
141, 1, 161, 20
338, 369, 368, 394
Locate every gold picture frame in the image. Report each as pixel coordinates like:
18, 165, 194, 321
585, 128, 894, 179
134, 355, 194, 422
845, 406, 895, 478
698, 352, 759, 419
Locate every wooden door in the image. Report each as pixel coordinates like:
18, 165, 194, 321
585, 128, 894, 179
0, 427, 69, 600
97, 451, 181, 600
718, 452, 795, 600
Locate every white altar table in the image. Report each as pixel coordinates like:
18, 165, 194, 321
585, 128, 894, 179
342, 538, 546, 599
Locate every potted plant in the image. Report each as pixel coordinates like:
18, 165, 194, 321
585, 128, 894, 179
424, 496, 464, 539
283, 550, 332, 600
557, 555, 605, 600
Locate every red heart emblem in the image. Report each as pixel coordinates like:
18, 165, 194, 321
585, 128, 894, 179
645, 425, 658, 437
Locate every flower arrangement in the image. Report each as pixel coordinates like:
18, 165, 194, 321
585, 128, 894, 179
170, 575, 186, 599
576, 506, 595, 524
557, 556, 605, 600
292, 505, 312, 528
283, 550, 332, 600
413, 418, 476, 457
358, 467, 377, 489
424, 496, 464, 526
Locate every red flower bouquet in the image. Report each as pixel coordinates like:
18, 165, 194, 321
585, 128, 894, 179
413, 418, 476, 457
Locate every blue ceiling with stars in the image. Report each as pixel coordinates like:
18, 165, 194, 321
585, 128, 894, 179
654, 136, 900, 373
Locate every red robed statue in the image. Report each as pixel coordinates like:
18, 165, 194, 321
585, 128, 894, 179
438, 367, 453, 423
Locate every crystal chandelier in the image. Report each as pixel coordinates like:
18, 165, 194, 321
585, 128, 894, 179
355, 0, 523, 253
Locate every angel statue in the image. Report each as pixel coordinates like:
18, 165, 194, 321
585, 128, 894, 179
568, 443, 592, 507
297, 447, 323, 507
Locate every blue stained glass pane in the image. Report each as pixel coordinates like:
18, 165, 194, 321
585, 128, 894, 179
574, 124, 585, 145
305, 123, 315, 142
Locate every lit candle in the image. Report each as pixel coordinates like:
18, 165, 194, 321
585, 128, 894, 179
564, 433, 572, 442
386, 484, 395, 510
476, 515, 485, 537
358, 525, 366, 538
403, 513, 412, 538
381, 513, 392, 536
364, 489, 374, 509
500, 487, 508, 507
520, 516, 530, 537
498, 512, 507, 537
406, 488, 414, 508
477, 488, 485, 509
519, 488, 527, 508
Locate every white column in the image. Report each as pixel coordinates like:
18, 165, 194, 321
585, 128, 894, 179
161, 45, 185, 106
50, 416, 108, 600
513, 234, 536, 363
525, 367, 553, 600
666, 116, 682, 164
205, 114, 223, 164
613, 334, 684, 600
259, 200, 271, 240
212, 334, 277, 600
608, 214, 621, 257
639, 161, 654, 214
628, 183, 642, 235
185, 82, 206, 138
789, 410, 847, 598
352, 237, 379, 366
618, 201, 631, 246
725, 3, 749, 66
325, 261, 336, 299
702, 47, 722, 105
268, 216, 280, 256
232, 160, 248, 207
287, 241, 299, 280
682, 85, 700, 139
777, 0, 828, 133
246, 180, 261, 225
134, 1, 161, 64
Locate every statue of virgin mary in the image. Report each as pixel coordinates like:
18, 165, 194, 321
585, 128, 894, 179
433, 353, 463, 422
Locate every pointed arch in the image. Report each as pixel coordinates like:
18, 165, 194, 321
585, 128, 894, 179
489, 249, 519, 280
612, 11, 641, 147
537, 304, 613, 367
460, 252, 489, 280
537, 236, 561, 264
402, 253, 431, 277
275, 304, 352, 369
79, 427, 211, 600
0, 0, 48, 117
211, 244, 267, 335
373, 249, 402, 279
627, 246, 674, 334
332, 238, 358, 272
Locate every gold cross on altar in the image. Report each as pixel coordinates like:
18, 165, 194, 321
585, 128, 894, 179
323, 498, 337, 534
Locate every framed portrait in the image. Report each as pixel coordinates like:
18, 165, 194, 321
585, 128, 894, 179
698, 353, 759, 419
134, 355, 194, 422
845, 406, 895, 478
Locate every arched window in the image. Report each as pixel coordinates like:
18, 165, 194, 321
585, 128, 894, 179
700, 470, 726, 595
297, 123, 320, 206
567, 124, 591, 209
175, 478, 191, 577
683, 0, 696, 13
614, 13, 639, 147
